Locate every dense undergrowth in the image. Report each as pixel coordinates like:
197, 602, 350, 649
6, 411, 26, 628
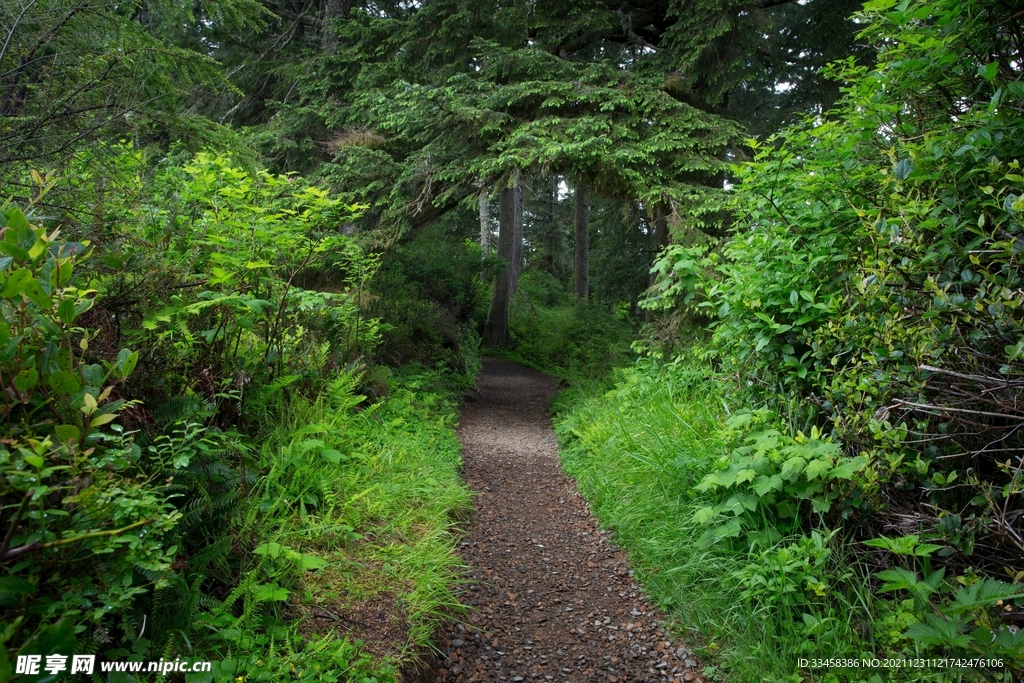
486, 270, 636, 383
0, 150, 474, 682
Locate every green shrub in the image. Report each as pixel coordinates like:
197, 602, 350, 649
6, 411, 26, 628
0, 197, 180, 679
639, 0, 1024, 677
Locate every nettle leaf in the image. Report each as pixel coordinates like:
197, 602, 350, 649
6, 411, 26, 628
254, 583, 289, 602
752, 474, 784, 496
830, 456, 868, 480
780, 456, 807, 480
253, 542, 285, 558
693, 506, 719, 524
298, 554, 328, 570
321, 448, 344, 464
803, 457, 833, 480
876, 567, 919, 593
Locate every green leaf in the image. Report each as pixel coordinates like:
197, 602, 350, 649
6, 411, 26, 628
117, 348, 139, 378
0, 268, 31, 298
89, 413, 118, 428
298, 554, 328, 570
47, 370, 80, 396
254, 583, 289, 602
829, 456, 868, 480
57, 298, 76, 325
13, 367, 38, 392
0, 577, 36, 607
3, 206, 30, 233
253, 542, 284, 558
876, 567, 919, 593
803, 457, 833, 480
0, 241, 30, 263
894, 158, 913, 180
54, 424, 81, 442
21, 276, 52, 308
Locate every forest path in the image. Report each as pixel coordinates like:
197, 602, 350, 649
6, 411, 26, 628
431, 358, 703, 683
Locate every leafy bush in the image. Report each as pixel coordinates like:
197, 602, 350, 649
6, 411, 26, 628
558, 358, 1022, 681
366, 221, 485, 380
638, 0, 1024, 677
0, 197, 180, 679
1, 159, 473, 681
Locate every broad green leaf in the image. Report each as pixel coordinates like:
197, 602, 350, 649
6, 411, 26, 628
298, 554, 328, 570
57, 298, 76, 325
254, 584, 289, 602
54, 424, 81, 443
13, 368, 38, 392
88, 413, 118, 428
253, 542, 284, 558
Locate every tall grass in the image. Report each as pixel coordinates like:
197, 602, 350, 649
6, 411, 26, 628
554, 359, 975, 683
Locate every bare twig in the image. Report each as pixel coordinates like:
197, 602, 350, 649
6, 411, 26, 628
892, 399, 1024, 421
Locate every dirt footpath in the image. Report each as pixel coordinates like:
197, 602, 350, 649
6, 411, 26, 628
432, 358, 703, 683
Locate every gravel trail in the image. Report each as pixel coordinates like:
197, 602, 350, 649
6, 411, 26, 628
432, 358, 703, 683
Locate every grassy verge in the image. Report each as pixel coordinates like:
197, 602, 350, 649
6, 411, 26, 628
553, 359, 744, 674
553, 358, 993, 683
184, 365, 471, 682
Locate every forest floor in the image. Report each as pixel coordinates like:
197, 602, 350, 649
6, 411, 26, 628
430, 358, 704, 683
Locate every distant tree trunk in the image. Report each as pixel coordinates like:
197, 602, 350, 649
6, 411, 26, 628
544, 175, 557, 275
648, 205, 669, 287
509, 179, 523, 296
646, 204, 669, 323
322, 0, 351, 53
479, 188, 490, 280
483, 185, 518, 347
574, 184, 590, 303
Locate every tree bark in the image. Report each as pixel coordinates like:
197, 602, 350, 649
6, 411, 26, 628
322, 0, 351, 54
483, 185, 518, 347
649, 204, 669, 287
645, 203, 669, 323
544, 175, 557, 275
479, 188, 490, 279
509, 179, 523, 296
574, 184, 590, 303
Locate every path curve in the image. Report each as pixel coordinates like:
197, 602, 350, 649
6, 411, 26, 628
432, 358, 703, 683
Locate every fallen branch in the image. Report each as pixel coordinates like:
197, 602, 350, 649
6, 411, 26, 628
1, 518, 156, 561
892, 399, 1024, 421
919, 364, 1024, 386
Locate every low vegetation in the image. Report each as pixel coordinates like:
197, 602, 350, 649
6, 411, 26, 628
546, 1, 1024, 681
0, 154, 472, 681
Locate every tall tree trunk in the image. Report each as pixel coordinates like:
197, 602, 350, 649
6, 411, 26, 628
322, 0, 351, 53
648, 204, 669, 287
509, 179, 523, 296
545, 175, 557, 275
483, 185, 517, 347
574, 184, 590, 303
479, 188, 490, 280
